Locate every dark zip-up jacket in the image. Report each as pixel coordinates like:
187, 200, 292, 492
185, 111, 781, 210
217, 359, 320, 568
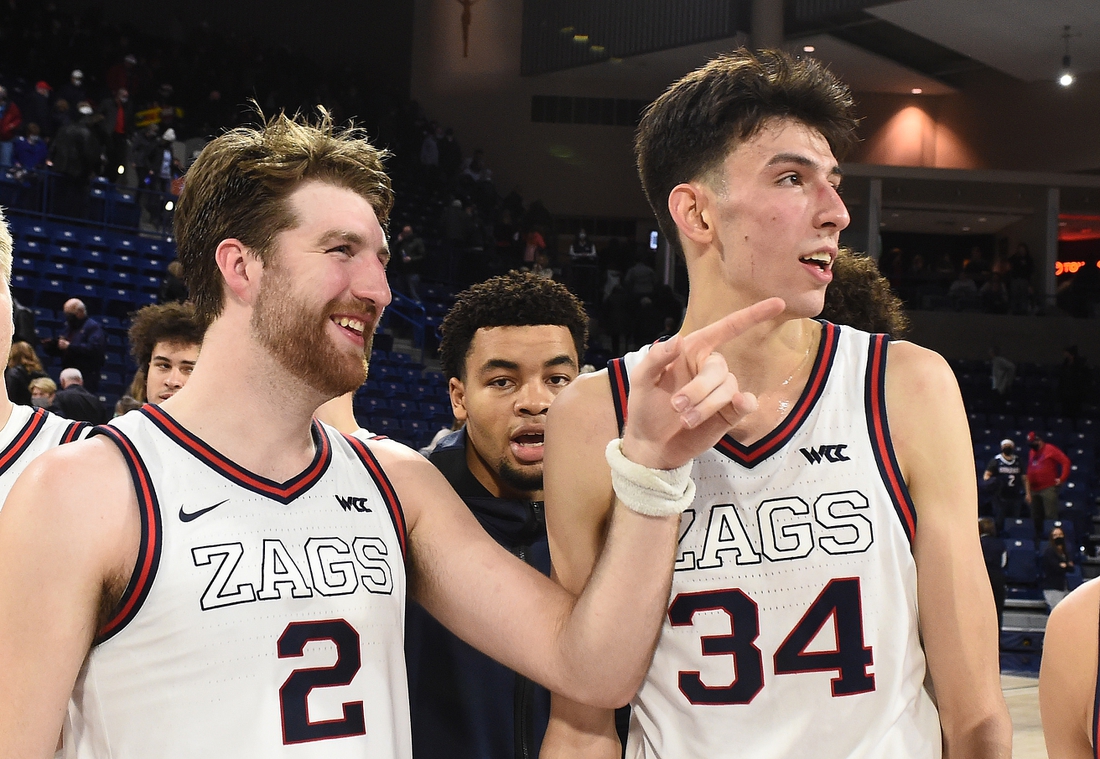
405, 429, 551, 759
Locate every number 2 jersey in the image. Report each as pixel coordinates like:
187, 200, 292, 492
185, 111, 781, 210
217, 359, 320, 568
64, 404, 411, 759
608, 322, 941, 759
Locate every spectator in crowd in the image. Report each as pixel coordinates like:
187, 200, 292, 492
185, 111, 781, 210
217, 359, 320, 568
105, 54, 138, 95
158, 259, 189, 303
97, 87, 133, 182
438, 127, 462, 180
26, 81, 52, 138
984, 438, 1026, 527
27, 376, 56, 409
1026, 431, 1072, 538
11, 298, 36, 345
522, 228, 546, 266
0, 86, 23, 168
600, 269, 629, 356
41, 298, 105, 392
49, 98, 72, 137
947, 269, 979, 310
55, 69, 87, 113
48, 367, 102, 423
46, 102, 101, 218
978, 517, 1006, 633
393, 224, 426, 301
1008, 242, 1034, 315
126, 302, 203, 404
113, 394, 142, 417
532, 249, 554, 280
568, 228, 599, 303
4, 342, 46, 406
409, 271, 588, 759
11, 124, 48, 176
979, 272, 1008, 313
1040, 525, 1074, 610
989, 345, 1015, 396
419, 122, 440, 180
1057, 344, 1090, 418
624, 251, 659, 345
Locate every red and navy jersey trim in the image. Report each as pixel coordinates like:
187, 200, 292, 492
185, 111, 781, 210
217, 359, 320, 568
90, 424, 162, 644
61, 420, 89, 443
0, 407, 49, 476
864, 334, 917, 545
607, 357, 630, 436
343, 435, 408, 560
140, 404, 332, 505
715, 320, 839, 469
607, 323, 839, 469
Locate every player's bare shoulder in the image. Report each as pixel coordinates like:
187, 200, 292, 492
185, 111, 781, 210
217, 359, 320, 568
883, 339, 961, 402
546, 366, 617, 441
360, 435, 457, 532
1040, 577, 1100, 751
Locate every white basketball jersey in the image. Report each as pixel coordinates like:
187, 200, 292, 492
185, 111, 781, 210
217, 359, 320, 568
65, 404, 411, 759
608, 323, 941, 759
0, 404, 89, 507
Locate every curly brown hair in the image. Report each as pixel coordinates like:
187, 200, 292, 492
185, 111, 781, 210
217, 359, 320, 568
439, 272, 589, 381
127, 302, 205, 402
635, 49, 858, 259
174, 108, 393, 329
820, 249, 909, 337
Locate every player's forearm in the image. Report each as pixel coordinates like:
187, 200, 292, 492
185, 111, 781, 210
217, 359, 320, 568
553, 502, 679, 707
942, 710, 1013, 759
539, 706, 621, 759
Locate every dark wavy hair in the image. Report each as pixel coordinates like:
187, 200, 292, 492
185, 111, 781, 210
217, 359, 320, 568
820, 249, 909, 337
439, 272, 589, 381
127, 302, 205, 401
635, 49, 858, 259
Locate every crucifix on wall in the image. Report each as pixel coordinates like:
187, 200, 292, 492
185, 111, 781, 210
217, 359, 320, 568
456, 0, 482, 58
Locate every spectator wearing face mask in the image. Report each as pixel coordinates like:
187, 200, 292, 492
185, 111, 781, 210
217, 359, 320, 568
28, 376, 57, 410
1026, 431, 1072, 539
983, 438, 1026, 529
1040, 526, 1075, 610
41, 298, 105, 392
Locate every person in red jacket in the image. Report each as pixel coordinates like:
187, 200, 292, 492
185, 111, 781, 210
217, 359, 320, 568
1026, 430, 1072, 538
0, 86, 23, 168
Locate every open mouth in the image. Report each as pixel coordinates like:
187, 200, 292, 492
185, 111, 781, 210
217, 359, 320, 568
510, 430, 545, 463
799, 251, 833, 271
331, 315, 367, 341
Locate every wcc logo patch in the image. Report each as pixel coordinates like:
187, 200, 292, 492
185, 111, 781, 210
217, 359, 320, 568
799, 444, 851, 464
336, 495, 373, 513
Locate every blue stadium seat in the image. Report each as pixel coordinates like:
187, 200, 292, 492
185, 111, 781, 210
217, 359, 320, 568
106, 271, 136, 289
109, 253, 139, 272
53, 228, 79, 247
47, 245, 78, 264
1042, 519, 1075, 547
390, 399, 425, 419
40, 262, 72, 282
36, 278, 69, 310
72, 283, 103, 311
115, 238, 137, 255
109, 190, 140, 228
78, 230, 113, 252
1003, 519, 1034, 542
16, 239, 43, 259
75, 266, 103, 284
371, 418, 401, 436
1004, 541, 1038, 584
142, 258, 166, 276
22, 223, 51, 244
78, 248, 108, 268
11, 274, 38, 304
137, 274, 161, 294
12, 257, 39, 276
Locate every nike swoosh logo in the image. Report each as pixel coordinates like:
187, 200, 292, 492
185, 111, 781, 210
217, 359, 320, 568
179, 499, 229, 522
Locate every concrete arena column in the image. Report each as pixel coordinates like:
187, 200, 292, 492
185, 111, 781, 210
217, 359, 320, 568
1043, 187, 1059, 311
867, 178, 883, 262
751, 0, 784, 49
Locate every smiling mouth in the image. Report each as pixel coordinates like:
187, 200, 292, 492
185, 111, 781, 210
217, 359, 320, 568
331, 315, 367, 337
799, 252, 833, 271
512, 432, 545, 447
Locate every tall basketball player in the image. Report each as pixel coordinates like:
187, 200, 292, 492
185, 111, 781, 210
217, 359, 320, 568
0, 111, 780, 758
0, 208, 88, 508
1039, 578, 1100, 758
540, 50, 1011, 758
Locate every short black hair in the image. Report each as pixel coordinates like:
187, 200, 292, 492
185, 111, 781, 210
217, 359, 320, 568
635, 49, 858, 259
439, 272, 589, 381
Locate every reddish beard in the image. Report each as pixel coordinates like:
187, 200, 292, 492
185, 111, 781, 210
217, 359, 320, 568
251, 263, 376, 398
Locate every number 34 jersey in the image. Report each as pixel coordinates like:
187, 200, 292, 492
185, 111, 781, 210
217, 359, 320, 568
65, 405, 410, 759
608, 323, 941, 759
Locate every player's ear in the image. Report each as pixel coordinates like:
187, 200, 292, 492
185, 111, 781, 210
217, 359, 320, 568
215, 238, 264, 306
668, 182, 715, 252
448, 376, 469, 423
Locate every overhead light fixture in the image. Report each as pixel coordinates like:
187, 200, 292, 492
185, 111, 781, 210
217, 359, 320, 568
911, 88, 922, 94
1059, 25, 1077, 87
803, 45, 815, 53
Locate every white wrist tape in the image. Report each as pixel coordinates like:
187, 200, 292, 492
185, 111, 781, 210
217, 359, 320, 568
605, 438, 696, 517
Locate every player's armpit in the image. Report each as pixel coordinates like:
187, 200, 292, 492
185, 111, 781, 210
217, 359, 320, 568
540, 693, 620, 759
1040, 579, 1100, 759
0, 439, 139, 759
885, 342, 1012, 758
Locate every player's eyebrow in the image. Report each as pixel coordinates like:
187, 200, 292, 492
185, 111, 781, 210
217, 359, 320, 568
480, 358, 521, 374
544, 354, 577, 370
767, 152, 843, 178
316, 229, 366, 247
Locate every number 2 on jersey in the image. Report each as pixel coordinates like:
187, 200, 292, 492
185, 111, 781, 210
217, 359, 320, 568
668, 577, 874, 705
278, 619, 366, 744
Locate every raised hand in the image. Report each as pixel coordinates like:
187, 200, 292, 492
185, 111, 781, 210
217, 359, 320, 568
621, 298, 785, 470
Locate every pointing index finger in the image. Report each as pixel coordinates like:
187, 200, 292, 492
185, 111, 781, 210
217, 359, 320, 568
687, 297, 786, 356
